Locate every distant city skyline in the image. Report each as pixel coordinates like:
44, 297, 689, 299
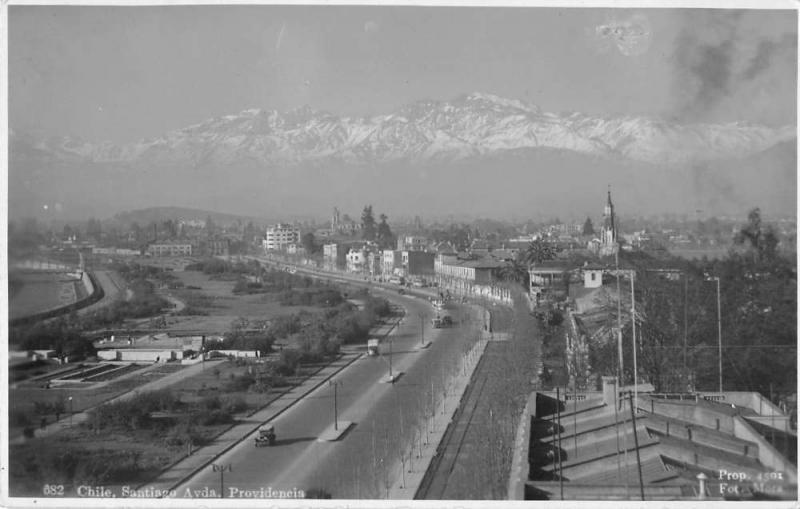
10, 5, 797, 144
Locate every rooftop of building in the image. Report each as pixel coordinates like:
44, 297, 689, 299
437, 252, 508, 269
517, 379, 797, 501
148, 240, 193, 246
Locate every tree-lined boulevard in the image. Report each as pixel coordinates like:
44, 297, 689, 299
158, 266, 487, 498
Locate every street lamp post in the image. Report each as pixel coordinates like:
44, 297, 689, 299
419, 313, 425, 346
704, 275, 723, 393
212, 463, 232, 498
329, 380, 342, 431
388, 339, 393, 378
68, 396, 73, 426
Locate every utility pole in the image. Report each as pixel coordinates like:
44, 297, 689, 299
704, 275, 723, 393
715, 277, 722, 394
615, 251, 624, 383
628, 392, 645, 501
630, 270, 637, 406
556, 387, 563, 500
683, 275, 688, 380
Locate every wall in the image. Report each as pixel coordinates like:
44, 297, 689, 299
98, 349, 180, 362
207, 350, 260, 358
732, 417, 798, 482
508, 392, 537, 499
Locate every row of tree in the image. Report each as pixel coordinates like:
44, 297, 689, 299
603, 209, 795, 397
360, 205, 396, 249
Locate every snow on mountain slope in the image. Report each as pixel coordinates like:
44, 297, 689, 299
10, 92, 795, 167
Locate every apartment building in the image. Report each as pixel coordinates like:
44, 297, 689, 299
264, 224, 300, 251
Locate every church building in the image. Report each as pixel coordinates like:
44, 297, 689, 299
588, 188, 619, 257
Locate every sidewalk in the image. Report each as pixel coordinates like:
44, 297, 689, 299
140, 311, 405, 494
140, 352, 363, 494
387, 328, 493, 499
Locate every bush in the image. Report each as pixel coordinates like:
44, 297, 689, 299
199, 409, 233, 426
89, 389, 179, 431
365, 296, 392, 317
222, 396, 248, 414
12, 412, 32, 428
176, 306, 209, 316
10, 445, 146, 489
269, 315, 301, 339
164, 421, 200, 447
223, 373, 254, 392
201, 396, 222, 411
276, 349, 302, 376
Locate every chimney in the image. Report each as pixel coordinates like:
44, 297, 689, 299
602, 376, 617, 407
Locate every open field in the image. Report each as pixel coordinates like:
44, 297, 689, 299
9, 272, 81, 320
163, 269, 327, 332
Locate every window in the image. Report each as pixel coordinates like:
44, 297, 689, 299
591, 273, 596, 281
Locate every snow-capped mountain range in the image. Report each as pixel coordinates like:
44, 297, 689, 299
10, 92, 795, 167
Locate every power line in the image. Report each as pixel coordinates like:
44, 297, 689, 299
641, 344, 796, 349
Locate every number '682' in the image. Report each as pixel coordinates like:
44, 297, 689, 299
43, 484, 65, 496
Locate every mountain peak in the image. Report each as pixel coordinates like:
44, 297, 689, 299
9, 92, 794, 167
461, 92, 539, 114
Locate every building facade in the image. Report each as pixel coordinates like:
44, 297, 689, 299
202, 238, 230, 257
402, 250, 435, 276
146, 241, 193, 257
382, 249, 402, 276
264, 224, 300, 251
396, 235, 428, 251
323, 243, 348, 271
346, 247, 367, 273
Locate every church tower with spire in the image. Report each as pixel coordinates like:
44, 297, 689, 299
331, 207, 340, 232
600, 187, 618, 256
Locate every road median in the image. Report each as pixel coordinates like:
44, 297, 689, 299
140, 305, 406, 497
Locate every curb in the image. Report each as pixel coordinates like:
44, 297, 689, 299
155, 351, 365, 495
132, 356, 347, 487
155, 309, 406, 495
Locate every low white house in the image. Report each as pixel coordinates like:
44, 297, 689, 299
97, 349, 181, 362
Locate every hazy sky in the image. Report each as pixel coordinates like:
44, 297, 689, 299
9, 5, 797, 143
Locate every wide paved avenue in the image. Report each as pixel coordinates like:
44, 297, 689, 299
173, 288, 483, 499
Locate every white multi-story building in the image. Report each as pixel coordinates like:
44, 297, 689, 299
264, 224, 300, 251
396, 235, 428, 251
346, 247, 367, 273
146, 241, 193, 257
